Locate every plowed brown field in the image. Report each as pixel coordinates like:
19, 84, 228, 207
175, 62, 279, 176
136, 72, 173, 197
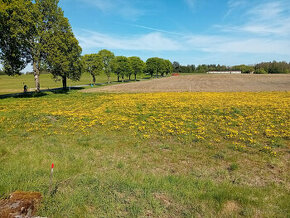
83, 74, 290, 93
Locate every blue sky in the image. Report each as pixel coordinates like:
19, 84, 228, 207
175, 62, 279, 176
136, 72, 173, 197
59, 0, 290, 66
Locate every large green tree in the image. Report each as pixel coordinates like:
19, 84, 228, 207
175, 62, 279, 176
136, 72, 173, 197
0, 0, 71, 92
0, 0, 35, 76
172, 61, 181, 73
111, 56, 131, 83
158, 59, 167, 77
146, 57, 158, 78
128, 56, 145, 81
82, 54, 104, 85
164, 60, 173, 76
146, 57, 166, 78
43, 13, 82, 89
98, 49, 114, 83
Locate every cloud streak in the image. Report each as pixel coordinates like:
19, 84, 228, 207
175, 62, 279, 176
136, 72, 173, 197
184, 0, 196, 8
76, 30, 182, 51
77, 0, 144, 19
76, 29, 290, 56
222, 0, 290, 36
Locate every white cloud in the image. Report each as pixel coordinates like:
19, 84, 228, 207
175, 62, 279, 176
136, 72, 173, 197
76, 0, 143, 19
184, 0, 196, 8
223, 1, 290, 36
247, 1, 284, 20
227, 0, 247, 9
76, 30, 181, 52
186, 35, 290, 55
76, 29, 290, 56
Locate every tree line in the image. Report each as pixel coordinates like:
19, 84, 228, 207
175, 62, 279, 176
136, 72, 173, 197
82, 51, 173, 84
173, 61, 290, 74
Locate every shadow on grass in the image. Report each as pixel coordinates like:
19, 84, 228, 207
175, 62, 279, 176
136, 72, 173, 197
50, 87, 84, 94
0, 87, 85, 99
0, 92, 48, 99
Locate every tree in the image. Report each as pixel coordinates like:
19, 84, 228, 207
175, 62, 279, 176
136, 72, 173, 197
164, 60, 173, 76
82, 54, 104, 85
0, 0, 70, 92
172, 61, 181, 73
232, 64, 254, 73
0, 0, 35, 76
111, 56, 131, 82
98, 49, 114, 83
158, 59, 167, 77
146, 57, 159, 78
128, 56, 145, 81
255, 68, 267, 74
195, 64, 208, 73
43, 10, 82, 89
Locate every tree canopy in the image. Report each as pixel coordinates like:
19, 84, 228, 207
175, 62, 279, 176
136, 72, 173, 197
146, 57, 170, 78
44, 14, 82, 89
0, 0, 35, 76
82, 54, 104, 85
164, 60, 173, 76
98, 49, 114, 83
111, 56, 131, 82
172, 61, 290, 74
0, 0, 82, 91
128, 56, 145, 81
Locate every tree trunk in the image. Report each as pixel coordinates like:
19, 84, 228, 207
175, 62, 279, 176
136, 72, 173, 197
122, 75, 124, 82
135, 74, 137, 81
62, 76, 67, 90
107, 75, 111, 84
129, 74, 131, 80
117, 75, 120, 82
33, 61, 40, 92
92, 74, 96, 85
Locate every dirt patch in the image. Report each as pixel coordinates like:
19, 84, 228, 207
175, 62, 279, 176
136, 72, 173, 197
0, 191, 42, 218
83, 74, 290, 93
154, 193, 172, 207
221, 201, 240, 215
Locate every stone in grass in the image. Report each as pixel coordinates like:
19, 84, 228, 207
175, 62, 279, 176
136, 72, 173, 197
0, 191, 43, 218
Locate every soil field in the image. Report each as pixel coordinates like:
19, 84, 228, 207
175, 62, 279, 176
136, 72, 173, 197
83, 74, 290, 93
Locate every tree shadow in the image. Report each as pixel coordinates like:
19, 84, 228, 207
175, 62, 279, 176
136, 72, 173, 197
49, 87, 84, 94
0, 92, 48, 99
0, 87, 85, 99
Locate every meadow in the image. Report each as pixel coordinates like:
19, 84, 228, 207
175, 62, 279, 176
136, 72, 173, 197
0, 73, 119, 95
0, 90, 289, 217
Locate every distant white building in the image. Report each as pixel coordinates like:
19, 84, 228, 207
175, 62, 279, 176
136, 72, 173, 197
207, 71, 242, 74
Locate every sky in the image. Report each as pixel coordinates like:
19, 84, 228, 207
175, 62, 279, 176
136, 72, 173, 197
55, 0, 289, 65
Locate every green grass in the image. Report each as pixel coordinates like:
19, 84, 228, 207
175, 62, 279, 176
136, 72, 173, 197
0, 73, 150, 95
0, 90, 289, 217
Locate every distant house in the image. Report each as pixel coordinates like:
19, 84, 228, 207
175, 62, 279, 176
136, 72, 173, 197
207, 71, 242, 74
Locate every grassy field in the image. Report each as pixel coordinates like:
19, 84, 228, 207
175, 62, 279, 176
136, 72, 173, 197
0, 90, 289, 217
0, 73, 120, 95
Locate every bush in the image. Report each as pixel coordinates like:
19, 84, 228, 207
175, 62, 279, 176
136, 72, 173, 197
255, 68, 267, 74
